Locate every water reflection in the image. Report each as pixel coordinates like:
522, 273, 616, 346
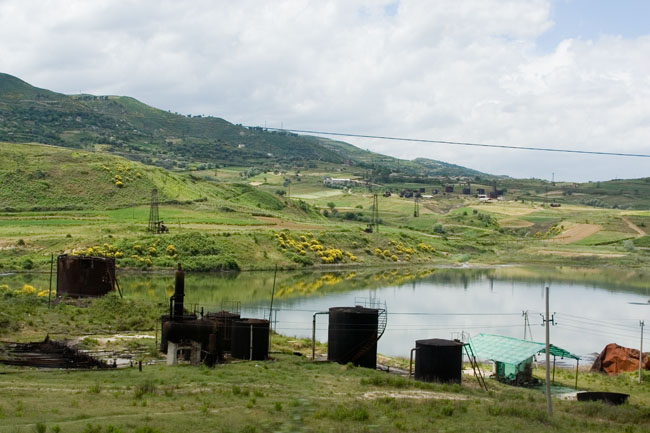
2, 266, 649, 360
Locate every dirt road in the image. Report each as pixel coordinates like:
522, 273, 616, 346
621, 217, 646, 238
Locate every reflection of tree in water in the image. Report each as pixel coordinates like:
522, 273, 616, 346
2, 265, 649, 306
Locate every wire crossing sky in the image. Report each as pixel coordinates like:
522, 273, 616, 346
259, 127, 650, 159
2, 0, 650, 180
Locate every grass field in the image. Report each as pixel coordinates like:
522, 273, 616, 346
1, 142, 650, 273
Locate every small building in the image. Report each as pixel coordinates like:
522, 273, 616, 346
476, 188, 486, 195
323, 177, 362, 188
469, 333, 580, 386
445, 186, 454, 193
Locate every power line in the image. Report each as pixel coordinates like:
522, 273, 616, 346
252, 126, 650, 158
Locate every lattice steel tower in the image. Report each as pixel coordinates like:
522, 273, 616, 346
148, 188, 160, 233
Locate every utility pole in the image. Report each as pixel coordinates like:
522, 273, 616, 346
640, 320, 645, 383
522, 310, 530, 340
543, 286, 553, 416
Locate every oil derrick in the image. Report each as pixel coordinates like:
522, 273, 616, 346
148, 188, 168, 234
365, 193, 379, 233
413, 195, 420, 217
372, 193, 379, 232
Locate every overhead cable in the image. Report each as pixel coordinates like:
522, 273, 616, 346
252, 126, 650, 158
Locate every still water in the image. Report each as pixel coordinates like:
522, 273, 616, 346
3, 266, 650, 361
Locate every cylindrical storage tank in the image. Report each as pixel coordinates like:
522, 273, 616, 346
414, 339, 464, 383
205, 311, 241, 352
231, 319, 269, 360
327, 306, 378, 369
164, 320, 218, 348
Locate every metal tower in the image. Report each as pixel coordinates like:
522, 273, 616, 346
147, 188, 167, 233
372, 193, 379, 232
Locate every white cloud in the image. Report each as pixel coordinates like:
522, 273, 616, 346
0, 0, 648, 180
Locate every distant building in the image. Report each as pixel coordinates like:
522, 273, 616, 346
323, 177, 363, 188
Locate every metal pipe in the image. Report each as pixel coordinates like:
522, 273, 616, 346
173, 263, 185, 318
48, 254, 54, 309
249, 323, 253, 361
575, 359, 579, 389
311, 311, 329, 360
409, 348, 417, 379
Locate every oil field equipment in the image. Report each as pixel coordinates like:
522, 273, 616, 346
148, 188, 168, 234
410, 338, 464, 384
205, 310, 241, 352
161, 264, 223, 366
231, 318, 270, 361
326, 302, 387, 368
56, 254, 117, 298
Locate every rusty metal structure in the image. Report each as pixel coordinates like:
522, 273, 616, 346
56, 254, 116, 298
0, 336, 113, 369
231, 318, 270, 361
161, 264, 266, 366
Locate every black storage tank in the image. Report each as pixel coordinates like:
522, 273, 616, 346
205, 311, 241, 352
415, 338, 463, 383
327, 306, 378, 368
231, 318, 269, 360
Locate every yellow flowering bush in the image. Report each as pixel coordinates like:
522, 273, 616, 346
21, 284, 36, 295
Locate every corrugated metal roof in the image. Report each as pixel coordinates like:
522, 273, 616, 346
469, 333, 580, 365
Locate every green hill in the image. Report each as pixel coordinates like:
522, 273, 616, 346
0, 72, 489, 178
0, 142, 285, 212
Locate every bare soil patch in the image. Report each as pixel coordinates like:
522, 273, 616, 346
254, 216, 323, 230
362, 390, 469, 401
548, 223, 601, 244
536, 249, 625, 258
499, 218, 534, 228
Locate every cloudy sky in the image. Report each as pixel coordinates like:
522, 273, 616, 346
1, 0, 649, 181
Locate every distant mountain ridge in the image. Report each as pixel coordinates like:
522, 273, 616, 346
0, 72, 490, 178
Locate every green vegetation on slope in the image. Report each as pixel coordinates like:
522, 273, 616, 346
0, 72, 488, 179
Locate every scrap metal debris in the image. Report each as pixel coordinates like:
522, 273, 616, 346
0, 336, 114, 369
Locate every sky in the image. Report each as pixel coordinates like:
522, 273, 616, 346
1, 0, 649, 181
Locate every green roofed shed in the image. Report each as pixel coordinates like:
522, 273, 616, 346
469, 334, 580, 387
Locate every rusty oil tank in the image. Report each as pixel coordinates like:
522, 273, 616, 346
414, 338, 463, 384
56, 254, 116, 298
230, 318, 269, 360
205, 311, 241, 352
327, 306, 378, 369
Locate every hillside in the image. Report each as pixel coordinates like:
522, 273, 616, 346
0, 72, 488, 179
0, 142, 286, 213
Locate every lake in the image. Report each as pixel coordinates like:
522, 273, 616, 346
3, 265, 650, 362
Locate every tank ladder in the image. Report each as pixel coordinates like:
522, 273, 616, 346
463, 341, 488, 391
377, 304, 387, 340
347, 299, 388, 363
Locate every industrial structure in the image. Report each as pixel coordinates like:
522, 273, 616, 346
161, 264, 269, 366
56, 254, 117, 298
148, 188, 168, 234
